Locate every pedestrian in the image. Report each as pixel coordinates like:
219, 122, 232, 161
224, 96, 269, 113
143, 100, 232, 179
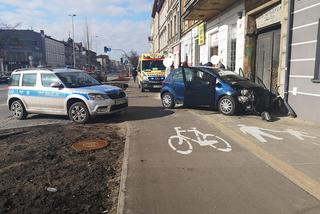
217, 60, 225, 69
165, 62, 174, 78
132, 68, 138, 83
204, 62, 213, 66
182, 61, 188, 67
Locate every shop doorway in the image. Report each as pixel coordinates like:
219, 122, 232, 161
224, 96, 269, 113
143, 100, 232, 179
255, 29, 281, 97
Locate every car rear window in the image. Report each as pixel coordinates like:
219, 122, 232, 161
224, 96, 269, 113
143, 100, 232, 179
172, 69, 183, 80
22, 73, 37, 87
9, 74, 20, 86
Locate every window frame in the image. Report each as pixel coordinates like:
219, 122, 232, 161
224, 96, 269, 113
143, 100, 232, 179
312, 19, 320, 83
41, 73, 60, 87
172, 68, 183, 81
22, 73, 37, 87
9, 74, 21, 86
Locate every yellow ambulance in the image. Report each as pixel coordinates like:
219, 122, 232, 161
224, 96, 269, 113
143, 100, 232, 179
137, 54, 166, 92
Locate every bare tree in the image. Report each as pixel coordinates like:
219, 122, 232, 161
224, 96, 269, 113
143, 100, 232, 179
0, 19, 22, 30
124, 50, 139, 69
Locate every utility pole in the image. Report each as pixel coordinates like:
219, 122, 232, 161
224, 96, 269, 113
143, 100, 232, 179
69, 14, 76, 68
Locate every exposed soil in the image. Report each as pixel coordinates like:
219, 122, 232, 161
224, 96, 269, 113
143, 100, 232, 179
0, 123, 126, 214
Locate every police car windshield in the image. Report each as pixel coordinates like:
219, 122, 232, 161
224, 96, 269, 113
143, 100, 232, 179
56, 72, 101, 88
142, 60, 165, 71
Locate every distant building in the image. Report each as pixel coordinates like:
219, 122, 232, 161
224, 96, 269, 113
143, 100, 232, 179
97, 54, 110, 72
42, 30, 65, 67
0, 29, 45, 72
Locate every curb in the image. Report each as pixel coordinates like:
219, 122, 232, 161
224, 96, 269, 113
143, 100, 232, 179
116, 122, 131, 214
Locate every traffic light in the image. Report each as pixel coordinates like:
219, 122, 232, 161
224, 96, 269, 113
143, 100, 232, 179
120, 58, 123, 64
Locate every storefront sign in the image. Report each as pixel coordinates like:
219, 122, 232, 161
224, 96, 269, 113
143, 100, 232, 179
256, 4, 281, 29
198, 23, 206, 46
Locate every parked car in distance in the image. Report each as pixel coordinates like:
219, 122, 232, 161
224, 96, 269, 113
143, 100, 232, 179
7, 68, 128, 123
160, 66, 269, 115
0, 75, 10, 84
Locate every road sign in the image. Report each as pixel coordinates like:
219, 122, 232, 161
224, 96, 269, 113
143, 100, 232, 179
104, 46, 112, 53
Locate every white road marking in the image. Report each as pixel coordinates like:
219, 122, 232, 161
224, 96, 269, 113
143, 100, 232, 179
168, 127, 232, 155
238, 124, 316, 143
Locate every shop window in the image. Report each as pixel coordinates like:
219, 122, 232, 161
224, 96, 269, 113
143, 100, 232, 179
313, 19, 320, 83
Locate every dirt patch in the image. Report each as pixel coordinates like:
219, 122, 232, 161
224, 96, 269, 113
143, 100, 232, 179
0, 123, 126, 214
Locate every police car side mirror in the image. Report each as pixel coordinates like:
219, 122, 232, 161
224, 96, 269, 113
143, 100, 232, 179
50, 82, 63, 88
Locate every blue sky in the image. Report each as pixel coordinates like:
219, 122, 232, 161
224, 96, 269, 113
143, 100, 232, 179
0, 0, 153, 59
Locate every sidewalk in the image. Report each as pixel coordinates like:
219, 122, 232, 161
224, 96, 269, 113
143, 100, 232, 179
192, 111, 320, 199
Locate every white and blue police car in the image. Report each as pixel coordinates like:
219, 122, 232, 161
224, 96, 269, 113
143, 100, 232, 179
7, 68, 128, 123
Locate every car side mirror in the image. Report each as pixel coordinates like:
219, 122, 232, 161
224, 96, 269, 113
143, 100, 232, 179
50, 82, 63, 88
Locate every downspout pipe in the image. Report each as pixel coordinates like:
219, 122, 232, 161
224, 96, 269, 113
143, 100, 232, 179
284, 0, 297, 117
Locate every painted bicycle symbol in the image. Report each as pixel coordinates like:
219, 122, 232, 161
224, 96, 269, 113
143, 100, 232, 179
168, 127, 232, 155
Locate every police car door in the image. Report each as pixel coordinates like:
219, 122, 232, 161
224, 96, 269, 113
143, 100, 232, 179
38, 73, 65, 112
20, 72, 40, 110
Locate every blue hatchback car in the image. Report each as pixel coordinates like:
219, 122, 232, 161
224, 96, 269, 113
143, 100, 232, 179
160, 66, 268, 115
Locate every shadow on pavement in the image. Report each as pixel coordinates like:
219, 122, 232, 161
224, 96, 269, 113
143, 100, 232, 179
24, 106, 174, 124
28, 114, 70, 121
93, 106, 174, 124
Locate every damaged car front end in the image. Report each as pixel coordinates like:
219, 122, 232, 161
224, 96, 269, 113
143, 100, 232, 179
200, 67, 270, 117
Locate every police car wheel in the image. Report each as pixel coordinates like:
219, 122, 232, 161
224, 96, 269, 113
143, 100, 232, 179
69, 102, 90, 124
11, 100, 27, 120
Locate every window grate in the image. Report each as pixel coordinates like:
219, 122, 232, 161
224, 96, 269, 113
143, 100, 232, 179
230, 39, 237, 72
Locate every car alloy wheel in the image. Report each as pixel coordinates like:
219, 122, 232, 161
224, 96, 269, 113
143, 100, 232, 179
220, 99, 232, 113
11, 100, 27, 120
69, 102, 89, 123
218, 96, 236, 115
162, 93, 175, 109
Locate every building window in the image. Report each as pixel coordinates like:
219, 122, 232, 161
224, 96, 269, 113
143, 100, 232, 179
313, 19, 320, 82
174, 15, 177, 36
230, 39, 236, 72
230, 24, 237, 72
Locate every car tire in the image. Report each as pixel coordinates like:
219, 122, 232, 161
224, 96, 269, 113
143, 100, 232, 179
162, 92, 175, 109
11, 100, 27, 120
218, 96, 237, 116
68, 102, 90, 124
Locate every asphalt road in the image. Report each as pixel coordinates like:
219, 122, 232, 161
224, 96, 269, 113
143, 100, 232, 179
122, 84, 320, 214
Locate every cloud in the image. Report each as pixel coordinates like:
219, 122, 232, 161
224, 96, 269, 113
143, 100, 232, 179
0, 0, 152, 59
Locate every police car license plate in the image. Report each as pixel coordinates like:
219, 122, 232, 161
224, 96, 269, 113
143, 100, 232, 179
153, 85, 162, 88
115, 99, 127, 105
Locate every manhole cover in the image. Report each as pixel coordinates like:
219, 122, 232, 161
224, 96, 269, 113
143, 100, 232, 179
72, 139, 109, 151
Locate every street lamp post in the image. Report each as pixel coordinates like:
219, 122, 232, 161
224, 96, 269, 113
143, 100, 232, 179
69, 14, 76, 68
